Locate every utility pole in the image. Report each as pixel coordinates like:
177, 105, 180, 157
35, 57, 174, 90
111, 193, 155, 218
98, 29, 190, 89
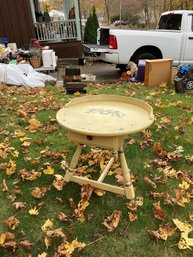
120, 0, 122, 21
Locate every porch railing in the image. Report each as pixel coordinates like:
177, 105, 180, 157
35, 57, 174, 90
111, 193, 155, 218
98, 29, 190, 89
34, 20, 77, 42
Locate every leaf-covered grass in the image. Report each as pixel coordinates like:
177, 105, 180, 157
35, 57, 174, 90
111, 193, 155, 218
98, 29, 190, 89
0, 82, 192, 257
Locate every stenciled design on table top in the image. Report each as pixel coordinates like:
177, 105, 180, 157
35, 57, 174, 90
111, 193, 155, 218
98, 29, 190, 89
85, 108, 126, 118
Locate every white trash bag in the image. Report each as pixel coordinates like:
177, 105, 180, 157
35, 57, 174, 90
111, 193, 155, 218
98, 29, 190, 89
0, 63, 56, 87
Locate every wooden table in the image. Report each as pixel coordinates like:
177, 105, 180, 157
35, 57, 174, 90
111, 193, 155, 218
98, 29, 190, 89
56, 95, 154, 199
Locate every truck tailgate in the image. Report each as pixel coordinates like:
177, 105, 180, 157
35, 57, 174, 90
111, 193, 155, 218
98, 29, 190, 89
83, 44, 109, 53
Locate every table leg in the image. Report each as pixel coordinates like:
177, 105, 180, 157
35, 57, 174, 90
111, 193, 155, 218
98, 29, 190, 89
119, 148, 135, 200
64, 144, 83, 182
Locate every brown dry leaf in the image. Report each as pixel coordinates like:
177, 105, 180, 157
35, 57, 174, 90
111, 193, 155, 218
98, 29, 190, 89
93, 188, 106, 197
4, 216, 20, 230
127, 197, 144, 211
17, 109, 27, 118
52, 175, 65, 191
56, 238, 86, 256
2, 179, 9, 192
44, 228, 66, 249
154, 142, 167, 158
27, 117, 41, 133
69, 198, 75, 209
144, 176, 157, 188
12, 201, 26, 210
60, 159, 69, 170
142, 129, 152, 139
128, 212, 137, 222
19, 169, 42, 181
148, 222, 176, 241
0, 232, 17, 251
6, 159, 17, 175
153, 201, 166, 221
103, 210, 122, 232
74, 184, 94, 222
31, 187, 47, 199
20, 240, 32, 250
0, 162, 8, 170
159, 82, 167, 88
58, 212, 70, 222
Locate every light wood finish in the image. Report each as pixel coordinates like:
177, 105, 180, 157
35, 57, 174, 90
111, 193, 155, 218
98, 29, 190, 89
57, 95, 154, 200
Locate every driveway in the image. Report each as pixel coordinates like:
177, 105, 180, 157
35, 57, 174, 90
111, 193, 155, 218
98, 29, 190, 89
51, 58, 122, 82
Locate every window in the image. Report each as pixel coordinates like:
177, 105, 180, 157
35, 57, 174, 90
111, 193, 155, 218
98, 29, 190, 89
157, 14, 182, 30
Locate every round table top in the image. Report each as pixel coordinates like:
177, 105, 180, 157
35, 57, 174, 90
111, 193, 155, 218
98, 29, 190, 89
56, 95, 154, 136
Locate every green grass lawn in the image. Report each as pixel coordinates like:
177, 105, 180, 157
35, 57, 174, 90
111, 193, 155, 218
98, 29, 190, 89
0, 82, 192, 257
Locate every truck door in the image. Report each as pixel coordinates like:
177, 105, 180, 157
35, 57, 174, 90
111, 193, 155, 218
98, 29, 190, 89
183, 14, 193, 64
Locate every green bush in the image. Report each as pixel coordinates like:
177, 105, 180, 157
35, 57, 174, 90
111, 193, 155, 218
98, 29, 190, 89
84, 5, 99, 44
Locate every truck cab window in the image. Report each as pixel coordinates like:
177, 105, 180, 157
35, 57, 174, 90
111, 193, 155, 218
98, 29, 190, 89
157, 14, 182, 30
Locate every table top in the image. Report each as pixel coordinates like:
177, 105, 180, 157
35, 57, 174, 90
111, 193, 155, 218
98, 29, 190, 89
56, 95, 154, 136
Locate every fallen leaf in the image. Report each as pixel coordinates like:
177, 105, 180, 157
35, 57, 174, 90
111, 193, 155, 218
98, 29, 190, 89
58, 212, 70, 222
0, 232, 17, 250
179, 180, 190, 190
103, 210, 122, 232
28, 206, 39, 215
148, 222, 176, 241
128, 212, 137, 222
41, 219, 54, 232
2, 179, 9, 192
37, 253, 47, 257
20, 240, 32, 250
4, 216, 20, 230
52, 175, 65, 191
153, 201, 166, 221
6, 159, 16, 175
12, 201, 26, 210
93, 188, 106, 196
31, 187, 47, 199
43, 166, 54, 175
144, 176, 157, 188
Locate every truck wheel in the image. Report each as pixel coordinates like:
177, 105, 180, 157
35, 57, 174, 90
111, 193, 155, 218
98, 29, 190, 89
133, 53, 157, 65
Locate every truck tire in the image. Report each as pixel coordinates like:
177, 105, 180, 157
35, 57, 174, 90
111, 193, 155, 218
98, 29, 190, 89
132, 53, 157, 65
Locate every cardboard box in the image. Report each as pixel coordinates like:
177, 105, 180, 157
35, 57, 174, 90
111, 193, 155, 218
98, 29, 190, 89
144, 59, 173, 86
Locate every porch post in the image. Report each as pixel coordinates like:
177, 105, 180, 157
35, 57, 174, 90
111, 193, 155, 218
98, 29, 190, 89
29, 0, 36, 23
74, 0, 81, 40
63, 0, 70, 20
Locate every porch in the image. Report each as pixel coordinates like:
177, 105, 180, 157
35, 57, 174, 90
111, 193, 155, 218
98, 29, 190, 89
29, 0, 82, 42
29, 0, 84, 59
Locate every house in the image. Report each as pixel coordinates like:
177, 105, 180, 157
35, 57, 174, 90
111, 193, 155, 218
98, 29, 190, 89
0, 0, 84, 61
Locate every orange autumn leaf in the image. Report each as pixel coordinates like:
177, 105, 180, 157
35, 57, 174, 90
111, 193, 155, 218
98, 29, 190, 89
103, 210, 122, 232
154, 142, 167, 158
144, 176, 157, 188
153, 201, 166, 221
4, 216, 20, 230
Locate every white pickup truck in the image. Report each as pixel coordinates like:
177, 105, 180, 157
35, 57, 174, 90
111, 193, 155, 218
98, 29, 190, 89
84, 10, 193, 70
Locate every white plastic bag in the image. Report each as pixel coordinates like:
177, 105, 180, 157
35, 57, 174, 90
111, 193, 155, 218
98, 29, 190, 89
0, 63, 56, 87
